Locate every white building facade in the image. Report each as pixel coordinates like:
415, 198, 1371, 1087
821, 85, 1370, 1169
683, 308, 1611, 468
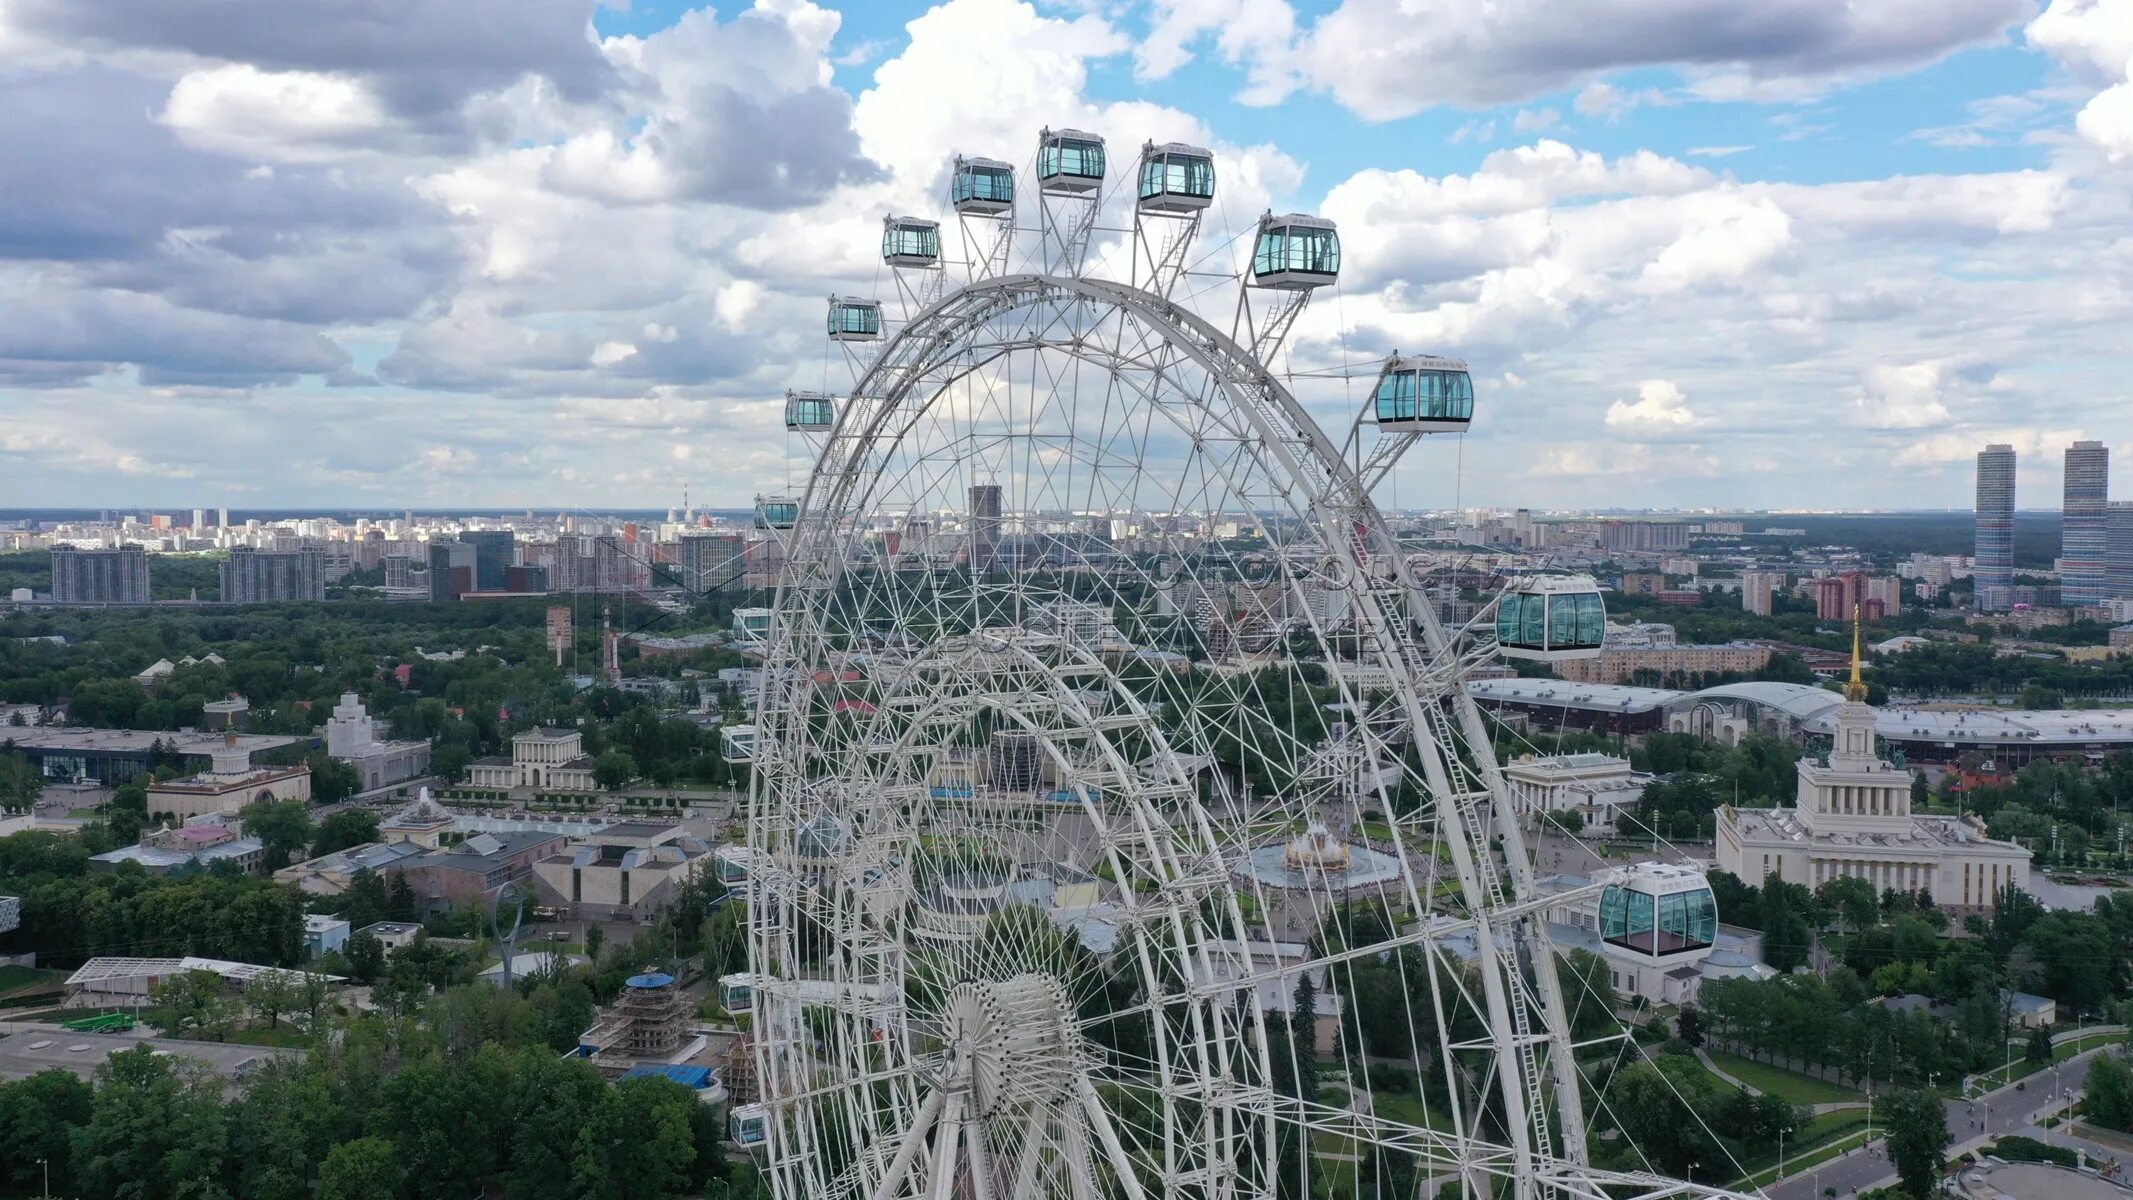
1716, 692, 2031, 911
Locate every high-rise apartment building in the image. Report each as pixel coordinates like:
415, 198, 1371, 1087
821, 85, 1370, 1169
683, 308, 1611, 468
2109, 501, 2133, 603
1739, 571, 1781, 617
2063, 440, 2110, 606
1974, 444, 2016, 612
220, 548, 326, 604
50, 545, 151, 605
428, 541, 476, 602
1864, 575, 1902, 614
679, 533, 746, 593
1815, 571, 1871, 621
969, 483, 1003, 570
461, 530, 516, 592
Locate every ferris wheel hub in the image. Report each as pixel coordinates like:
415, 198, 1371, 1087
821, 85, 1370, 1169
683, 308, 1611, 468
937, 973, 1082, 1118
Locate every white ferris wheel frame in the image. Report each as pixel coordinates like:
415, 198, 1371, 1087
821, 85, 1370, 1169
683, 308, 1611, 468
746, 151, 1758, 1200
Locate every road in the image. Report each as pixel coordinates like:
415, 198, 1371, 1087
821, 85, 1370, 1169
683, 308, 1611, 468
1764, 1043, 2122, 1200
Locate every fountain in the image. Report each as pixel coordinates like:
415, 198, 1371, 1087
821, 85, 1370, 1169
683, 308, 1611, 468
1239, 818, 1402, 892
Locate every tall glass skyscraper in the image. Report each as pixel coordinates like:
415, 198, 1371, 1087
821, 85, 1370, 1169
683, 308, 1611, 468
2063, 440, 2109, 606
1974, 444, 2015, 612
2108, 500, 2133, 604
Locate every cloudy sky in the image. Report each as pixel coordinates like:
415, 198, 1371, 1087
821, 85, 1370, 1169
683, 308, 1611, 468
0, 0, 2128, 512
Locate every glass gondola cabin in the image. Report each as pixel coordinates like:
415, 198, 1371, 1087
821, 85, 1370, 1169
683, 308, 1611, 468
755, 495, 799, 530
951, 155, 1015, 216
1495, 574, 1605, 661
1598, 864, 1718, 959
1037, 127, 1105, 195
1372, 354, 1476, 433
784, 390, 835, 433
826, 295, 881, 341
1138, 141, 1214, 213
882, 216, 941, 267
1251, 213, 1340, 289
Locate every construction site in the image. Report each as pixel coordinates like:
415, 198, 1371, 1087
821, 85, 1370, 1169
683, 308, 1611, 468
576, 971, 730, 1102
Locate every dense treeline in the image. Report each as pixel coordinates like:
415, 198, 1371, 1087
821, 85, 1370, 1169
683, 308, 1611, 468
0, 991, 750, 1200
0, 597, 758, 791
1869, 641, 2133, 699
1957, 755, 2133, 864
1702, 873, 2133, 1089
0, 831, 305, 967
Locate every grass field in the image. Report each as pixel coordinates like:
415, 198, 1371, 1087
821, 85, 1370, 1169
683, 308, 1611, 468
0, 964, 59, 993
1368, 1088, 1456, 1132
1706, 1050, 1862, 1104
227, 1025, 311, 1048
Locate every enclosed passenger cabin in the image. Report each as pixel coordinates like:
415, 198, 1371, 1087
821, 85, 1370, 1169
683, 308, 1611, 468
1251, 212, 1340, 289
755, 495, 799, 530
1495, 574, 1605, 661
717, 972, 761, 1014
730, 1103, 769, 1147
1372, 355, 1476, 433
881, 216, 941, 267
784, 390, 835, 433
826, 295, 882, 342
1037, 127, 1105, 195
1137, 141, 1214, 213
1598, 864, 1718, 959
952, 155, 1015, 216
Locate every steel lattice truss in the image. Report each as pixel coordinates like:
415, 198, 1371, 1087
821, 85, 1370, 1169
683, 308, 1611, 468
744, 141, 1756, 1200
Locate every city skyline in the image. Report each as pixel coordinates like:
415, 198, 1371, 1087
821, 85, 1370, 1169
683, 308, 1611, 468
3, 1, 2131, 511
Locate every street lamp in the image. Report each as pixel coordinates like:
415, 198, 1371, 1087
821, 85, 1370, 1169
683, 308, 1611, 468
37, 1157, 47, 1198
1779, 1128, 1787, 1181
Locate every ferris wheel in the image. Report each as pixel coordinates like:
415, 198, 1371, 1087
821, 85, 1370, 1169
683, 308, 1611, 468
736, 127, 1744, 1200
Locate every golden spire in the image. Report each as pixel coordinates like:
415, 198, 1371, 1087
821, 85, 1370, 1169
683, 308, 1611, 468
1846, 600, 1867, 703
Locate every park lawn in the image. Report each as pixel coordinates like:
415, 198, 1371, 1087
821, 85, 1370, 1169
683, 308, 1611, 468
1705, 1050, 1861, 1105
1369, 1088, 1457, 1132
227, 1025, 312, 1048
0, 964, 60, 993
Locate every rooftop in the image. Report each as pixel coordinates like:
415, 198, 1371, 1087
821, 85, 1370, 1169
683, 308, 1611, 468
10, 728, 302, 756
1724, 805, 2028, 855
1466, 678, 1678, 714
91, 836, 263, 870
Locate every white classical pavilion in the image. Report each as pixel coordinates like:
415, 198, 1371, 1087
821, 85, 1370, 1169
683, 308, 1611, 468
1716, 615, 2030, 913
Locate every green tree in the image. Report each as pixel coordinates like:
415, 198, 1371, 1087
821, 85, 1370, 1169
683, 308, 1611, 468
571, 1075, 697, 1200
318, 1136, 401, 1200
0, 1069, 94, 1196
429, 743, 471, 782
146, 969, 240, 1041
1881, 1088, 1949, 1200
1557, 949, 1616, 1038
306, 751, 364, 805
0, 752, 41, 814
1676, 1004, 1704, 1048
345, 933, 386, 984
2026, 1026, 2054, 1065
246, 971, 300, 1030
2084, 1054, 2133, 1132
313, 809, 382, 857
240, 797, 316, 871
1820, 875, 1881, 935
71, 1046, 229, 1200
590, 751, 637, 791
